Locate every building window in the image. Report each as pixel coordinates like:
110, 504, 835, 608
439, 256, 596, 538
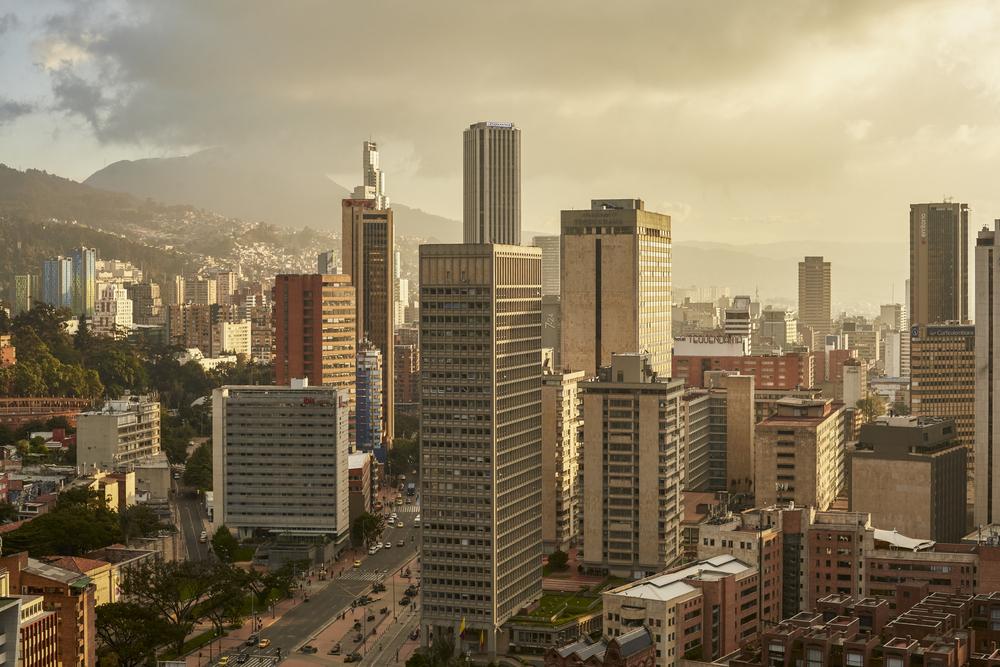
885, 657, 904, 667
806, 647, 823, 667
845, 653, 864, 667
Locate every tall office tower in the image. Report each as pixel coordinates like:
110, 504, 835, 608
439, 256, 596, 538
910, 323, 975, 507
418, 244, 542, 656
757, 307, 797, 354
92, 284, 133, 339
901, 293, 911, 378
71, 247, 97, 316
187, 278, 217, 306
879, 303, 904, 330
541, 368, 584, 552
166, 275, 185, 306
343, 198, 395, 446
580, 353, 686, 577
9, 274, 39, 316
355, 344, 384, 458
127, 281, 163, 326
884, 330, 902, 378
977, 221, 1000, 526
755, 398, 846, 511
561, 199, 672, 377
213, 271, 238, 306
463, 121, 521, 244
910, 202, 968, 326
351, 140, 389, 210
531, 235, 561, 296
317, 250, 339, 274
42, 256, 73, 309
680, 372, 755, 494
212, 380, 350, 544
272, 274, 357, 414
798, 256, 832, 348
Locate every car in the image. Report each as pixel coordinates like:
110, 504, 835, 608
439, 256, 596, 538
299, 645, 318, 654
414, 516, 421, 525
329, 643, 341, 655
345, 653, 362, 663
353, 559, 361, 568
400, 596, 411, 606
199, 530, 208, 543
366, 613, 375, 622
397, 539, 405, 546
397, 521, 404, 528
218, 658, 229, 666
235, 655, 248, 665
405, 586, 418, 597
245, 635, 258, 646
372, 583, 386, 593
384, 541, 392, 549
409, 628, 420, 640
353, 632, 364, 642
258, 639, 271, 649
356, 595, 372, 605
172, 471, 181, 479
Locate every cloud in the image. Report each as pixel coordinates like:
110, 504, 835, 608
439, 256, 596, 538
0, 99, 34, 125
19, 0, 1000, 245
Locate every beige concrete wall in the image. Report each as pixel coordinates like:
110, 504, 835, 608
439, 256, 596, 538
638, 393, 661, 568
853, 457, 931, 539
582, 393, 604, 564
723, 375, 755, 492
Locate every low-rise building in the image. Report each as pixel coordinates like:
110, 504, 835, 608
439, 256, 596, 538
545, 628, 655, 667
603, 555, 759, 665
76, 395, 160, 471
348, 451, 373, 523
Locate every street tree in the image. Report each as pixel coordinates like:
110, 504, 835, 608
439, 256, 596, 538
95, 601, 170, 667
351, 512, 386, 548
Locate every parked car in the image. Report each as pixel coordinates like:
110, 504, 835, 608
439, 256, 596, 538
329, 643, 341, 655
399, 596, 411, 606
299, 645, 318, 654
345, 653, 362, 663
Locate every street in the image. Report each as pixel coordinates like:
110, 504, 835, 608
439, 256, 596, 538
176, 487, 211, 561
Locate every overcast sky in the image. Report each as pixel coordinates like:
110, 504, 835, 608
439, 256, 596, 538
3, 0, 1000, 242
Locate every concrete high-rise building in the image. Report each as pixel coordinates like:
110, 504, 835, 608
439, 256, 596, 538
883, 330, 902, 378
755, 398, 846, 511
351, 140, 389, 210
165, 275, 185, 306
212, 380, 350, 544
9, 274, 39, 316
581, 353, 686, 578
910, 202, 968, 326
977, 221, 1000, 526
71, 247, 96, 317
355, 344, 384, 458
561, 199, 672, 377
317, 250, 339, 274
42, 256, 73, 309
541, 369, 584, 552
463, 121, 521, 244
910, 323, 975, 507
531, 235, 560, 297
272, 274, 356, 412
211, 320, 251, 358
92, 284, 133, 339
798, 256, 831, 347
724, 295, 753, 341
127, 281, 162, 326
187, 278, 217, 306
213, 271, 238, 306
342, 198, 394, 446
851, 416, 966, 542
879, 303, 904, 331
76, 395, 161, 470
418, 243, 542, 656
757, 307, 797, 354
682, 372, 755, 494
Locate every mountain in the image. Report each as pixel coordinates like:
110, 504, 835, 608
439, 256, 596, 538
672, 239, 909, 313
0, 164, 340, 296
85, 148, 461, 241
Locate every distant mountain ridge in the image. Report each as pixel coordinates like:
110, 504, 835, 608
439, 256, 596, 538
85, 148, 461, 241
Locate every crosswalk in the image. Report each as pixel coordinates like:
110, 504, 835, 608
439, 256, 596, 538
341, 568, 389, 582
387, 505, 420, 515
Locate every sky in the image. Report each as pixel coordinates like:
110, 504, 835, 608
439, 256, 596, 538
4, 0, 1000, 243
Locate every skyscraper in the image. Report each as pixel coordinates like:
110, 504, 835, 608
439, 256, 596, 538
580, 353, 686, 577
355, 344, 384, 459
418, 243, 542, 657
463, 121, 521, 244
561, 198, 672, 377
351, 140, 389, 210
910, 202, 968, 325
798, 256, 831, 347
976, 221, 1000, 526
71, 247, 97, 317
531, 235, 560, 296
272, 274, 356, 413
342, 197, 394, 446
42, 256, 73, 309
317, 250, 339, 274
9, 274, 39, 316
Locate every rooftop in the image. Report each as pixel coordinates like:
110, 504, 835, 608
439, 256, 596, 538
608, 555, 752, 602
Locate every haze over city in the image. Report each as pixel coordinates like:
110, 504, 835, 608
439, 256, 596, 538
4, 3, 1000, 666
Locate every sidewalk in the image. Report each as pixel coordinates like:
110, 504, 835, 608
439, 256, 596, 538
282, 554, 421, 666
